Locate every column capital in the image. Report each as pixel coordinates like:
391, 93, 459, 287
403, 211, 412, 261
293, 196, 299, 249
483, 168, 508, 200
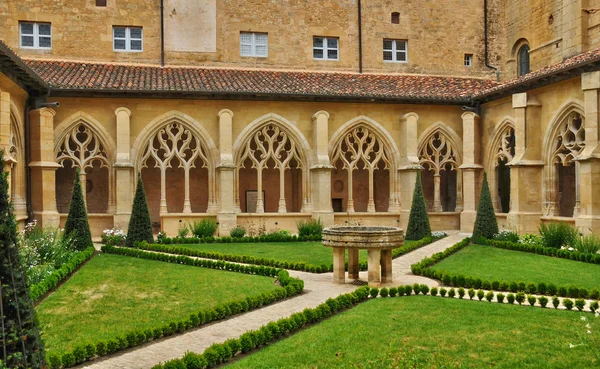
512, 92, 528, 109
115, 107, 131, 117
32, 107, 56, 118
582, 71, 600, 91
400, 112, 419, 122
218, 109, 234, 118
461, 111, 480, 120
312, 110, 330, 121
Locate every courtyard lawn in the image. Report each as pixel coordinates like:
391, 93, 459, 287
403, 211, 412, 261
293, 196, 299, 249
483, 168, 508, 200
430, 244, 600, 290
227, 296, 598, 368
36, 253, 280, 355
172, 241, 417, 267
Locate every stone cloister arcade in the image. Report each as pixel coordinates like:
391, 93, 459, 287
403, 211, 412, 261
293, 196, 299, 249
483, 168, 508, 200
10, 75, 600, 238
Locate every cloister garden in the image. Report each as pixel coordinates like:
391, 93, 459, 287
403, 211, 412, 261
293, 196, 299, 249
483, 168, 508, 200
1, 152, 600, 369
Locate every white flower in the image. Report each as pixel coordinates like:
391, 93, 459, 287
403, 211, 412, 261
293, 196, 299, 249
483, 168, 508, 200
569, 343, 575, 348
587, 330, 592, 334
581, 316, 587, 321
586, 323, 591, 329
568, 247, 574, 251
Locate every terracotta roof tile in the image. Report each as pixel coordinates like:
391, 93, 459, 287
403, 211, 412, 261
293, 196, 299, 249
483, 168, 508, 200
24, 59, 497, 102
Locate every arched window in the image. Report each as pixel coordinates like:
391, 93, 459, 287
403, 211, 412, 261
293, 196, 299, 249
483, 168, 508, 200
391, 12, 400, 24
494, 126, 515, 213
518, 45, 530, 77
55, 123, 112, 213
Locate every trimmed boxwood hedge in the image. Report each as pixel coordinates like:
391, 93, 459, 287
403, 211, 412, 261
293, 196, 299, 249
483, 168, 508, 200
46, 246, 305, 369
136, 235, 442, 274
411, 238, 600, 300
157, 234, 322, 245
30, 246, 96, 303
483, 238, 600, 265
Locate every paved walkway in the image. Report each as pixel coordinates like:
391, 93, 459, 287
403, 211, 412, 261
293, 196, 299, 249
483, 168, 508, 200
79, 233, 465, 369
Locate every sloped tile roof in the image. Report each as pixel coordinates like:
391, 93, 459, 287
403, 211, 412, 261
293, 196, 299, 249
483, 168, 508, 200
0, 40, 49, 94
24, 59, 498, 103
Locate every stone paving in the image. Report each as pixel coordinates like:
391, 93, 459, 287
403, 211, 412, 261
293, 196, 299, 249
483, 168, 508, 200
79, 233, 466, 369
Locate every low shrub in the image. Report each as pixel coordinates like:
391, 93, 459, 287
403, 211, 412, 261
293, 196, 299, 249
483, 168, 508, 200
430, 287, 438, 296
539, 222, 578, 249
477, 290, 485, 301
188, 219, 218, 238
563, 298, 574, 310
468, 288, 475, 300
101, 228, 127, 246
590, 301, 599, 313
413, 283, 421, 295
575, 298, 586, 312
370, 287, 379, 298
389, 287, 398, 297
448, 288, 456, 298
379, 287, 389, 298
296, 218, 323, 238
404, 285, 413, 296
515, 292, 525, 305
552, 296, 560, 309
538, 296, 548, 308
440, 288, 447, 297
507, 293, 515, 304
496, 293, 505, 303
229, 226, 246, 238
575, 234, 600, 254
419, 285, 429, 295
493, 230, 519, 243
485, 291, 494, 302
457, 287, 465, 299
527, 295, 536, 306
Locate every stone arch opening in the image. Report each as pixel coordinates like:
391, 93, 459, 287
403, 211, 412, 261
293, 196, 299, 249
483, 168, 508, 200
234, 118, 308, 214
543, 102, 585, 218
55, 122, 112, 214
486, 119, 516, 213
329, 117, 399, 213
418, 125, 462, 212
7, 103, 26, 218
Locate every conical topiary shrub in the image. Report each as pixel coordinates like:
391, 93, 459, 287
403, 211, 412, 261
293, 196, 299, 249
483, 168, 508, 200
63, 168, 93, 251
0, 151, 46, 368
126, 174, 153, 247
405, 171, 431, 240
472, 172, 499, 241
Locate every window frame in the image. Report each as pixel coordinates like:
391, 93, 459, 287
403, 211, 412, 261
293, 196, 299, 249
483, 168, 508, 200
383, 39, 408, 63
240, 32, 269, 58
19, 22, 52, 50
518, 45, 530, 77
312, 36, 339, 61
464, 54, 473, 67
113, 26, 143, 53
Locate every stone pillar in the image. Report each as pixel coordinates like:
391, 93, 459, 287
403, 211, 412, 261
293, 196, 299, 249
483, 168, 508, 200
380, 249, 393, 283
332, 247, 346, 284
0, 91, 12, 196
348, 248, 359, 279
310, 111, 334, 227
459, 112, 483, 232
507, 93, 543, 234
113, 107, 134, 231
29, 108, 60, 228
576, 71, 600, 234
398, 113, 421, 229
562, 0, 589, 58
367, 249, 381, 286
217, 109, 237, 234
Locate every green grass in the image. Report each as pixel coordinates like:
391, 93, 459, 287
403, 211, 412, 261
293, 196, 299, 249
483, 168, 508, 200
172, 241, 416, 267
227, 296, 599, 368
430, 244, 600, 290
36, 253, 280, 355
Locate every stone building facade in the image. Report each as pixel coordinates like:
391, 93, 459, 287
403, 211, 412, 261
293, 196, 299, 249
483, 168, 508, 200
1, 0, 600, 237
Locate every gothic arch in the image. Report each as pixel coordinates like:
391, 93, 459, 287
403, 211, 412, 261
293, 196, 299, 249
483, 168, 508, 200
8, 101, 26, 218
133, 111, 219, 215
54, 112, 116, 213
328, 116, 400, 212
417, 122, 463, 212
542, 100, 585, 217
485, 116, 516, 213
233, 113, 312, 213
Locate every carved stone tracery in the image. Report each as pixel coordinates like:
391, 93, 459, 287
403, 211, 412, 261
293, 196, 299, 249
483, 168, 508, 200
419, 132, 460, 212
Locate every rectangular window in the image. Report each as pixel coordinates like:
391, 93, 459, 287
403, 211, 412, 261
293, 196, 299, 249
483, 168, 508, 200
383, 39, 407, 63
96, 0, 107, 6
464, 54, 473, 67
240, 32, 268, 57
113, 26, 143, 52
313, 36, 339, 60
20, 22, 52, 49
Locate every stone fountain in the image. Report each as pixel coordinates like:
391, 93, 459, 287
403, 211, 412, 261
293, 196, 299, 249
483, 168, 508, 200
322, 226, 404, 286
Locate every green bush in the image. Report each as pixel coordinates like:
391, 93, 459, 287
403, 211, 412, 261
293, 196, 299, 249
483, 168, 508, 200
477, 290, 485, 301
552, 296, 560, 309
563, 298, 574, 310
457, 287, 465, 299
515, 292, 525, 305
507, 293, 515, 304
538, 296, 548, 308
485, 291, 494, 302
296, 218, 323, 237
496, 293, 505, 303
472, 172, 499, 240
379, 287, 389, 297
527, 295, 536, 306
538, 222, 578, 249
369, 287, 379, 298
420, 285, 430, 295
448, 288, 456, 298
575, 234, 600, 254
389, 287, 398, 297
126, 175, 154, 247
229, 226, 246, 238
63, 168, 93, 251
493, 230, 520, 243
405, 172, 432, 240
575, 298, 586, 311
440, 288, 447, 297
404, 285, 413, 296
468, 288, 475, 300
590, 301, 599, 313
413, 283, 421, 295
430, 287, 438, 296
189, 219, 218, 238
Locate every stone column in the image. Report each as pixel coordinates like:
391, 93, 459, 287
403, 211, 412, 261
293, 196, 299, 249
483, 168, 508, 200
0, 91, 12, 196
310, 111, 334, 226
29, 108, 60, 228
562, 0, 589, 59
332, 247, 346, 284
459, 112, 483, 232
348, 249, 359, 279
217, 109, 237, 234
507, 93, 543, 234
398, 113, 421, 229
576, 71, 600, 234
380, 249, 393, 283
113, 107, 134, 231
367, 249, 381, 286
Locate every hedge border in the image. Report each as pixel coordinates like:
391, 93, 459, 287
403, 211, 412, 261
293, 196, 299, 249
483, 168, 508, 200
45, 246, 305, 369
135, 235, 442, 274
483, 239, 600, 265
157, 234, 322, 245
30, 246, 96, 303
411, 238, 600, 300
151, 285, 600, 369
